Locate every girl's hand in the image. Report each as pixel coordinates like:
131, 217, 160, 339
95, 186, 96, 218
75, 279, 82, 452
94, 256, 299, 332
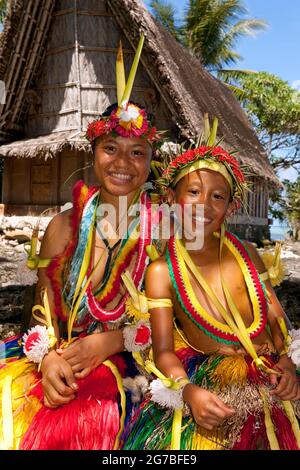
57, 333, 111, 380
183, 383, 235, 430
40, 350, 78, 408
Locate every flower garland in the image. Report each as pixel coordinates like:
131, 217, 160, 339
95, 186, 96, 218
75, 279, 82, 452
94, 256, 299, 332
86, 102, 160, 145
166, 231, 268, 345
157, 146, 248, 210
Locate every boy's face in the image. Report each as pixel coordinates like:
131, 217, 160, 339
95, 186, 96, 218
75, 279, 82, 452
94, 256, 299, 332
173, 169, 234, 238
93, 134, 152, 197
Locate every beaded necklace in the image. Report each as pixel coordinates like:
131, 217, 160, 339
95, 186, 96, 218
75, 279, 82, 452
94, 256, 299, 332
166, 231, 268, 345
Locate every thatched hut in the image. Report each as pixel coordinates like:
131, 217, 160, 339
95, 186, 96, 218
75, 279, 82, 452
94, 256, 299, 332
0, 0, 278, 240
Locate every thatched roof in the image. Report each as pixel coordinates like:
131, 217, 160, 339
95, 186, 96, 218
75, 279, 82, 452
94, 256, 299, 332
0, 131, 91, 159
0, 0, 278, 185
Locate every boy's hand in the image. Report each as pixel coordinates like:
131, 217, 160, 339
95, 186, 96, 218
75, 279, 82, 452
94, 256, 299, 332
57, 334, 110, 380
40, 350, 78, 408
183, 384, 235, 430
269, 355, 300, 400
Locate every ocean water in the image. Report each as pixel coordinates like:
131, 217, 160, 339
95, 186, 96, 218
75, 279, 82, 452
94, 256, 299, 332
270, 225, 289, 241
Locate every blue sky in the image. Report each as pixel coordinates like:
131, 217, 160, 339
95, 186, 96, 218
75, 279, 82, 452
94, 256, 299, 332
146, 0, 300, 87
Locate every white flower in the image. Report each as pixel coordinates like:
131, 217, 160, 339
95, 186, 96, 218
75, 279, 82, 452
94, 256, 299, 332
150, 379, 183, 409
289, 329, 300, 341
119, 104, 140, 122
287, 328, 300, 367
290, 349, 300, 368
23, 325, 50, 363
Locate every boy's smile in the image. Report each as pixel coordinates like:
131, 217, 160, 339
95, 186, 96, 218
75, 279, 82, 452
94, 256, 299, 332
173, 169, 234, 241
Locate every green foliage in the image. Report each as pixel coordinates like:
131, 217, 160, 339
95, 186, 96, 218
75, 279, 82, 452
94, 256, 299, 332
271, 177, 300, 240
183, 0, 267, 71
236, 72, 300, 172
0, 0, 7, 24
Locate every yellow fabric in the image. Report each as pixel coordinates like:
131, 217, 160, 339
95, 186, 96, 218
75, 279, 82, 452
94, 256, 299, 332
177, 231, 279, 376
31, 289, 58, 369
103, 360, 127, 450
209, 355, 248, 389
2, 376, 13, 450
173, 159, 233, 193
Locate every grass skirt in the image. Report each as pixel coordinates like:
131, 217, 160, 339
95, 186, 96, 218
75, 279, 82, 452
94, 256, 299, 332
0, 335, 143, 450
123, 342, 300, 450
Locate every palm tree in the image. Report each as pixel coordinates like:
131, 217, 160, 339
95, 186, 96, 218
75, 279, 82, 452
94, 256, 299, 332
150, 0, 267, 98
0, 0, 8, 25
184, 0, 267, 72
150, 0, 180, 41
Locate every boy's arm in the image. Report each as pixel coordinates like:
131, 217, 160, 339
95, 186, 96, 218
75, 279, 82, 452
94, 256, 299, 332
145, 259, 187, 380
146, 260, 235, 430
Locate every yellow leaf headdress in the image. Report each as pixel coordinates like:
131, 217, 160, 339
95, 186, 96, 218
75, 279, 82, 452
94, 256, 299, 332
86, 36, 160, 146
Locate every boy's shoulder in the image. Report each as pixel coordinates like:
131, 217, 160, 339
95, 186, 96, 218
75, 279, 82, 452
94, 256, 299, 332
146, 257, 171, 284
240, 239, 266, 273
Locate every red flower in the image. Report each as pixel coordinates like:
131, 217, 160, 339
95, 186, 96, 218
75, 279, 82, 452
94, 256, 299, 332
135, 325, 151, 345
24, 332, 40, 351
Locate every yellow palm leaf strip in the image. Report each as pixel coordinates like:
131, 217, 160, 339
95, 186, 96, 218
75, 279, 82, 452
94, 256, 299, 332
116, 41, 126, 106
218, 227, 279, 374
281, 400, 300, 448
67, 248, 106, 342
260, 388, 280, 450
67, 201, 98, 339
178, 237, 276, 373
177, 238, 251, 352
207, 117, 218, 146
171, 408, 183, 450
103, 360, 126, 450
120, 35, 144, 107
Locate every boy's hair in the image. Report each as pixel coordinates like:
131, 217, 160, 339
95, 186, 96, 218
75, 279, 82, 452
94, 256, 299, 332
157, 145, 249, 211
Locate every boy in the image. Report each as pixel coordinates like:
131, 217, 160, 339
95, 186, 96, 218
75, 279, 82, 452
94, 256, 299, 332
124, 138, 300, 450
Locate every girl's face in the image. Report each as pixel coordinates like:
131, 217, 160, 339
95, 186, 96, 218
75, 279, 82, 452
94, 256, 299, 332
172, 169, 234, 237
93, 134, 152, 198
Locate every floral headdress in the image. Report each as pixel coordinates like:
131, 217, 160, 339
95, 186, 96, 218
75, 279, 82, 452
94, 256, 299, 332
86, 36, 160, 146
157, 116, 249, 210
